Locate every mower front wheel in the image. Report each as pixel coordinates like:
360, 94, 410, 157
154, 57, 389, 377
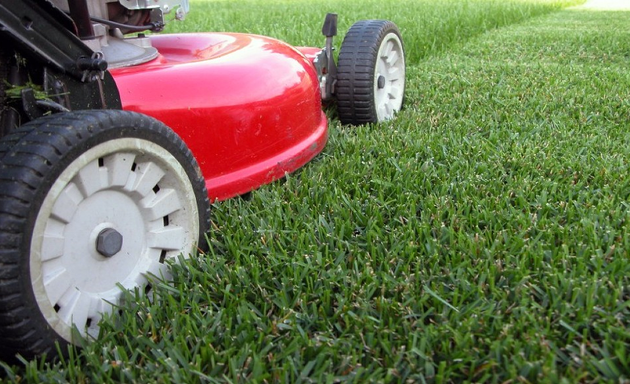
336, 20, 406, 125
0, 110, 210, 360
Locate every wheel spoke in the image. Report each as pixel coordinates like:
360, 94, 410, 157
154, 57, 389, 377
86, 296, 105, 338
130, 162, 165, 197
51, 183, 82, 223
69, 293, 91, 331
92, 297, 106, 315
86, 296, 104, 318
380, 41, 394, 59
76, 159, 107, 197
148, 226, 186, 250
106, 152, 136, 187
142, 259, 170, 281
56, 289, 80, 325
41, 233, 65, 261
144, 188, 182, 221
377, 104, 388, 119
103, 291, 123, 308
43, 268, 70, 305
387, 66, 402, 79
389, 86, 402, 100
385, 50, 399, 67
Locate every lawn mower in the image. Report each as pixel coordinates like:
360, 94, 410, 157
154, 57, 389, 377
0, 0, 405, 360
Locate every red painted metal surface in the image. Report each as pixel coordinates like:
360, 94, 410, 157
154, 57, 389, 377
110, 33, 328, 201
295, 46, 322, 63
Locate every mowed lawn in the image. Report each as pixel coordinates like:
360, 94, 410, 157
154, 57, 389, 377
4, 0, 630, 382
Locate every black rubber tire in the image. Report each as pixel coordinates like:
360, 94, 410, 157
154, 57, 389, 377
0, 47, 6, 111
0, 46, 9, 139
0, 110, 210, 361
336, 20, 406, 125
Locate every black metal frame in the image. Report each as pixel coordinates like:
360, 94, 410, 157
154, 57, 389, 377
0, 0, 121, 136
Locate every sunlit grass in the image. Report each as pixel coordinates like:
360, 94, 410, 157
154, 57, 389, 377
7, 0, 630, 382
166, 0, 584, 63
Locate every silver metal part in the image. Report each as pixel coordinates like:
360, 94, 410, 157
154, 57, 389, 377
316, 14, 338, 100
313, 48, 336, 100
118, 0, 189, 20
50, 0, 168, 67
313, 50, 329, 100
100, 36, 159, 69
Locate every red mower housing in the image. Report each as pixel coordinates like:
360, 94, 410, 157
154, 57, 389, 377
111, 32, 328, 201
0, 0, 405, 361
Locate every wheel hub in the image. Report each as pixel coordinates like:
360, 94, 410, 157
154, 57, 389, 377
96, 228, 123, 257
377, 75, 386, 89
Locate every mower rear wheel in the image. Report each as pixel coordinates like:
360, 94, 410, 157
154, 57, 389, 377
0, 46, 9, 138
336, 20, 406, 125
0, 110, 210, 360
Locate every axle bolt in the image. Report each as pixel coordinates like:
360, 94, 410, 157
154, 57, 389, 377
377, 75, 386, 89
96, 228, 123, 257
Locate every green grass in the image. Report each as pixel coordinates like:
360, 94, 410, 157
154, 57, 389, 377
164, 0, 582, 63
7, 0, 630, 382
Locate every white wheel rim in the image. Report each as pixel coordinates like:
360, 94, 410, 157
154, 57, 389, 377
374, 32, 406, 122
29, 138, 200, 342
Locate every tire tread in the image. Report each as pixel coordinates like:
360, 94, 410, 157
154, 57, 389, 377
0, 110, 210, 361
336, 20, 403, 125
